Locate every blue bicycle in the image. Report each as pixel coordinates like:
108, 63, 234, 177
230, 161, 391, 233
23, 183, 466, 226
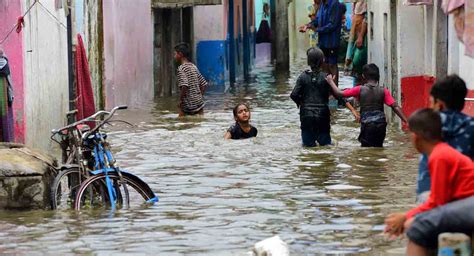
70, 105, 158, 210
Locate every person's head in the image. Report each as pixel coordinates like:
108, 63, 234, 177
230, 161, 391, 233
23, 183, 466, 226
0, 48, 4, 57
263, 3, 270, 16
174, 43, 191, 63
307, 47, 324, 71
362, 63, 380, 82
430, 74, 467, 112
408, 108, 442, 153
233, 103, 251, 123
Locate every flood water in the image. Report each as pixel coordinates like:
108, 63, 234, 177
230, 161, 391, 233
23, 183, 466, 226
0, 61, 419, 255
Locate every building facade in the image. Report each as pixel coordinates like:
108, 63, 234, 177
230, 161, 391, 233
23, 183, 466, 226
367, 0, 474, 122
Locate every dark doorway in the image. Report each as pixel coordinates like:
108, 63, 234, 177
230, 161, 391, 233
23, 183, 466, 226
153, 7, 194, 98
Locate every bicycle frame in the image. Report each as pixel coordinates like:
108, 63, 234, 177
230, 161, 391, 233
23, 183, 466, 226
89, 133, 121, 209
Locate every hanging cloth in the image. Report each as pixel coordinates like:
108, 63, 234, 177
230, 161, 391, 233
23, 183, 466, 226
441, 0, 465, 13
75, 34, 96, 126
464, 0, 474, 57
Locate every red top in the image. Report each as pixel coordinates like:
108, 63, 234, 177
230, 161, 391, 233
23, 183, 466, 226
342, 86, 396, 106
406, 143, 474, 219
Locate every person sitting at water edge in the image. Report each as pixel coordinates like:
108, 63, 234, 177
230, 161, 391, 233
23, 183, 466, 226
224, 103, 258, 140
290, 47, 359, 147
326, 63, 407, 147
416, 74, 474, 204
384, 109, 474, 255
174, 42, 208, 117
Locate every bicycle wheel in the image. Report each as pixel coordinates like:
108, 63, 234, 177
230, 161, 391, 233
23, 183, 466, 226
74, 172, 157, 210
51, 167, 83, 210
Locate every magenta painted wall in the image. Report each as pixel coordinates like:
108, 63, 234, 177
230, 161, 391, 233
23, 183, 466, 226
103, 0, 154, 109
0, 1, 25, 143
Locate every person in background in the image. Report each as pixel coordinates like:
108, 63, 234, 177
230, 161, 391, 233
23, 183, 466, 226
174, 43, 208, 117
344, 0, 367, 84
224, 103, 258, 140
326, 63, 407, 147
0, 48, 14, 142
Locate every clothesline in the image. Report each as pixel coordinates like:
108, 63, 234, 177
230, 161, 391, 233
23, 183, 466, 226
0, 0, 67, 46
0, 0, 38, 45
37, 1, 67, 30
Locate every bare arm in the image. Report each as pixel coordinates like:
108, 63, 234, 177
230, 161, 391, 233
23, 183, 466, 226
326, 75, 360, 122
224, 131, 232, 139
345, 101, 360, 123
356, 18, 367, 48
325, 74, 344, 98
391, 103, 408, 123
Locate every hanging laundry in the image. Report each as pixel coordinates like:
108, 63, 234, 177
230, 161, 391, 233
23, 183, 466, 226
441, 0, 465, 13
403, 0, 433, 5
75, 34, 96, 126
353, 0, 367, 15
464, 0, 474, 57
453, 7, 465, 43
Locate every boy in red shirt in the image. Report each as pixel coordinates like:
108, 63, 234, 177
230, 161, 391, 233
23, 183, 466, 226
384, 108, 474, 254
326, 63, 407, 147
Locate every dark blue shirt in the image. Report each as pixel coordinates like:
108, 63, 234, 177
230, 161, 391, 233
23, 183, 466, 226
417, 110, 474, 195
312, 0, 345, 49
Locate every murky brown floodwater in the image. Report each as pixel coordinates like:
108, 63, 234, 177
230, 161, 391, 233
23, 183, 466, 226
0, 61, 419, 255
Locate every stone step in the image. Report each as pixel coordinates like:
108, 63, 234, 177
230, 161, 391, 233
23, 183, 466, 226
0, 143, 57, 210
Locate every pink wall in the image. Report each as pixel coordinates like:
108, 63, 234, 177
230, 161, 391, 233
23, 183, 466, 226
0, 1, 25, 143
103, 0, 154, 109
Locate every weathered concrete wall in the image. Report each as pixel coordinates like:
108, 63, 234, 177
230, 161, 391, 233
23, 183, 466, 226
368, 0, 425, 123
288, 0, 313, 60
103, 0, 154, 108
0, 0, 26, 143
194, 5, 227, 85
84, 0, 104, 109
0, 143, 56, 210
274, 0, 289, 70
22, 0, 69, 151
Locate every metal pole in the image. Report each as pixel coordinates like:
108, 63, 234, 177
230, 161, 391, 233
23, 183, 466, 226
66, 0, 75, 124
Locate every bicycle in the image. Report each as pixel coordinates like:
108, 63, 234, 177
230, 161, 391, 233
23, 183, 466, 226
50, 110, 91, 210
71, 106, 158, 210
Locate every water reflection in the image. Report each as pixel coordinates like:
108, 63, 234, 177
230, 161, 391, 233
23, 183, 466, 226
0, 61, 419, 254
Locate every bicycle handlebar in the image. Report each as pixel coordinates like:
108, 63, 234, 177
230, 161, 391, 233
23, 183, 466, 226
51, 105, 128, 135
82, 105, 128, 139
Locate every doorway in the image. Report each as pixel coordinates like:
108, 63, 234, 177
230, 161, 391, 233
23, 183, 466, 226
153, 7, 194, 97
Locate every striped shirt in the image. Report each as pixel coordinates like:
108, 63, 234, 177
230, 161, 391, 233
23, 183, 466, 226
177, 62, 208, 113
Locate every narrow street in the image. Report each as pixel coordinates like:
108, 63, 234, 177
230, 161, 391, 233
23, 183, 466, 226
0, 61, 418, 254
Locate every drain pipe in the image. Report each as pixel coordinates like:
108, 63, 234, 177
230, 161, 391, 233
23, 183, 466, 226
66, 0, 75, 124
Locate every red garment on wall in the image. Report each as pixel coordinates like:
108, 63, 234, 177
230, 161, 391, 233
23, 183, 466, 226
75, 34, 96, 124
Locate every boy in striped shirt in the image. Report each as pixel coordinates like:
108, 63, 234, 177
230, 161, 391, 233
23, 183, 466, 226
174, 43, 208, 117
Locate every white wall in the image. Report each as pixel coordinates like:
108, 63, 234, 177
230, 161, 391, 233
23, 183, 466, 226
23, 0, 69, 151
288, 0, 314, 60
194, 5, 225, 42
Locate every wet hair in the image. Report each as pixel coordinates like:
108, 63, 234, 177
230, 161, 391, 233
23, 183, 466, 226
233, 103, 250, 117
408, 108, 442, 142
430, 74, 467, 111
362, 63, 380, 82
307, 47, 324, 71
174, 42, 191, 60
